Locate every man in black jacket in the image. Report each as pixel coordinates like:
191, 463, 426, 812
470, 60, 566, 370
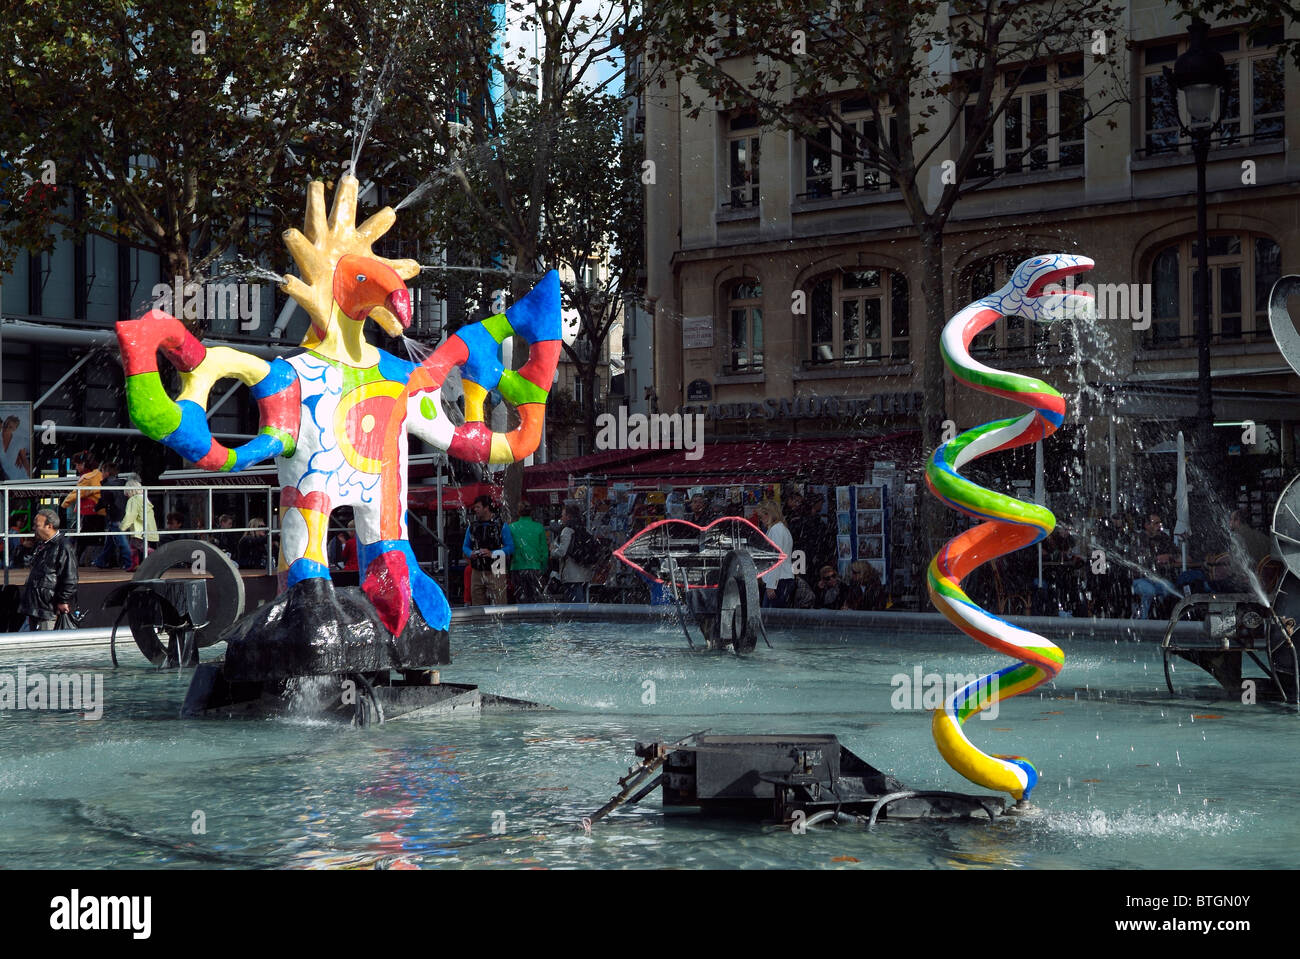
21, 509, 78, 630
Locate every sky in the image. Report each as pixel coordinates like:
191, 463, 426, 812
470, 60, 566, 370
498, 0, 630, 97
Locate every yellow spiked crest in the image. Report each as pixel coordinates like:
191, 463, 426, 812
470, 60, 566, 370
280, 175, 421, 345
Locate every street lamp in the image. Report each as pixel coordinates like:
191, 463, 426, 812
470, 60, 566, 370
1164, 18, 1229, 479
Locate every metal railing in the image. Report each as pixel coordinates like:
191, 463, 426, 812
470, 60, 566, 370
0, 482, 279, 582
1140, 328, 1271, 351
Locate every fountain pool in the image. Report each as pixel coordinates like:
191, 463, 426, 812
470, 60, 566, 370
0, 619, 1293, 869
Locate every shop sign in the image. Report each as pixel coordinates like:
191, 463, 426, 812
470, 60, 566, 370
682, 316, 713, 349
686, 379, 712, 402
682, 391, 923, 421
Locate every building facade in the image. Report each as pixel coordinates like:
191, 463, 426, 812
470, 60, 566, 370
643, 3, 1300, 523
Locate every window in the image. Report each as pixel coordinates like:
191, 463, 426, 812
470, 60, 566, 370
801, 96, 896, 199
573, 378, 584, 403
806, 269, 909, 365
1143, 234, 1281, 349
727, 279, 763, 372
1141, 25, 1285, 156
579, 259, 598, 289
725, 113, 761, 209
962, 252, 1049, 356
962, 58, 1085, 176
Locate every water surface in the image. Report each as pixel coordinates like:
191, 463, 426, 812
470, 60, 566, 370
0, 619, 1289, 869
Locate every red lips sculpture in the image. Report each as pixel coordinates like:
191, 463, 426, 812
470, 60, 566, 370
613, 516, 786, 589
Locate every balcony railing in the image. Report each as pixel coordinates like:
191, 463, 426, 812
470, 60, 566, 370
1134, 129, 1283, 161
720, 195, 759, 211
1140, 328, 1272, 351
796, 179, 896, 201
802, 349, 910, 369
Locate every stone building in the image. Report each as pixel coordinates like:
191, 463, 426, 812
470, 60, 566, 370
643, 2, 1300, 524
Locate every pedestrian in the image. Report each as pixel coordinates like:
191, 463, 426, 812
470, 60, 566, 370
214, 514, 240, 557
1131, 513, 1176, 619
159, 511, 187, 545
237, 517, 270, 569
508, 504, 550, 603
60, 451, 103, 535
788, 493, 834, 589
754, 499, 795, 608
814, 565, 845, 609
688, 490, 716, 526
841, 560, 886, 611
92, 462, 132, 570
4, 514, 27, 568
462, 494, 513, 605
20, 508, 77, 630
552, 503, 595, 602
119, 474, 158, 566
341, 520, 358, 571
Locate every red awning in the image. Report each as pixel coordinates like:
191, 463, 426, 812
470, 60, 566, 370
522, 446, 659, 491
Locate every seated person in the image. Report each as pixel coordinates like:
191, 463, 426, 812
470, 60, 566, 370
814, 566, 845, 609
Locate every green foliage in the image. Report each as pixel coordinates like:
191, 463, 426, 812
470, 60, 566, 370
1176, 0, 1300, 67
644, 0, 1124, 218
0, 0, 368, 283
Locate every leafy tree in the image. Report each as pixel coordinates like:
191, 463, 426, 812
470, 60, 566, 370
384, 0, 637, 506
1177, 0, 1300, 65
420, 93, 641, 451
0, 0, 371, 307
387, 0, 634, 298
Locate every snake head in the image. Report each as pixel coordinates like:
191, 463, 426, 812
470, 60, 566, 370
1005, 253, 1095, 323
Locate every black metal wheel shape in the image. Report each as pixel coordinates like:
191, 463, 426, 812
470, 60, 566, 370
718, 550, 761, 653
134, 538, 246, 648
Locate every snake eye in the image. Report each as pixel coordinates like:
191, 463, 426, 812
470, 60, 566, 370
356, 274, 367, 283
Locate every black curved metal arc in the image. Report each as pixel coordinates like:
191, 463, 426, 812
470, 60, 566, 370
132, 538, 244, 648
109, 604, 131, 669
666, 562, 697, 650
867, 790, 1000, 829
350, 671, 384, 726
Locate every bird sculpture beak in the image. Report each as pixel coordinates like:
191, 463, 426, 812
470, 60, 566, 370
385, 288, 411, 327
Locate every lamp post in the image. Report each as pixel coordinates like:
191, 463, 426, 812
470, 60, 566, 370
1165, 18, 1229, 480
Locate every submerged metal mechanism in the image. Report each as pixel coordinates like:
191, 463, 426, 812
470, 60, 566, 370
584, 733, 1007, 830
104, 538, 245, 669
182, 662, 550, 725
682, 550, 764, 652
1163, 589, 1300, 706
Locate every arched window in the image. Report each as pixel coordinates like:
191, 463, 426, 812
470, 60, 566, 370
1144, 234, 1281, 349
961, 251, 1048, 356
806, 268, 909, 366
727, 279, 763, 372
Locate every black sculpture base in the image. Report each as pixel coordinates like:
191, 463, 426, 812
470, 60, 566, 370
181, 662, 549, 723
221, 577, 449, 683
